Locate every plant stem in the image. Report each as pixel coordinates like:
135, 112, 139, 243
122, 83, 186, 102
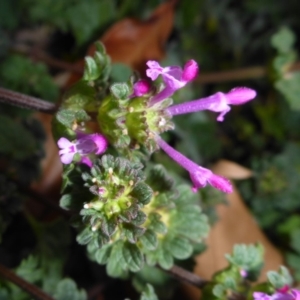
158, 264, 208, 288
196, 62, 300, 84
0, 263, 56, 300
196, 66, 267, 84
0, 87, 57, 113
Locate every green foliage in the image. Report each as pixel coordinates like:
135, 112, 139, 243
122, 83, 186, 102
267, 266, 293, 289
0, 115, 38, 160
271, 27, 300, 110
53, 279, 87, 300
82, 42, 111, 83
202, 244, 265, 299
3, 0, 300, 299
20, 0, 116, 45
0, 54, 59, 102
140, 284, 159, 300
225, 244, 264, 281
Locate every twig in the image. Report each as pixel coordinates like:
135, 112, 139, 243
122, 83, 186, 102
0, 263, 56, 300
196, 66, 267, 84
196, 62, 300, 84
158, 264, 208, 288
0, 87, 57, 113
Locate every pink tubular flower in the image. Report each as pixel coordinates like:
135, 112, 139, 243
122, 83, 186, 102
167, 87, 257, 121
146, 60, 199, 106
156, 135, 232, 193
57, 132, 108, 167
253, 289, 300, 300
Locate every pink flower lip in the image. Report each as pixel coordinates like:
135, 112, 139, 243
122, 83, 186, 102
227, 87, 257, 105
181, 59, 199, 82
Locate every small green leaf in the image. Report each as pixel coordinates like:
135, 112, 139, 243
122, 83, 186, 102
164, 236, 193, 259
225, 244, 264, 270
122, 242, 144, 272
110, 83, 131, 100
56, 109, 90, 129
131, 182, 153, 206
95, 244, 112, 265
83, 57, 101, 81
54, 278, 87, 300
101, 216, 117, 237
148, 213, 167, 235
76, 227, 94, 245
140, 230, 158, 251
271, 26, 296, 53
140, 284, 159, 300
62, 81, 97, 112
157, 249, 173, 270
267, 266, 293, 289
123, 224, 145, 243
107, 241, 128, 278
131, 210, 147, 226
59, 194, 72, 210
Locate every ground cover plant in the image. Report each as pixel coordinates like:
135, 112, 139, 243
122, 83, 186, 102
1, 1, 300, 299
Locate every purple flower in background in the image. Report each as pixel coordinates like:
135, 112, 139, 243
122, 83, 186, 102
156, 135, 232, 193
57, 132, 108, 166
146, 59, 199, 106
167, 87, 256, 121
253, 289, 300, 300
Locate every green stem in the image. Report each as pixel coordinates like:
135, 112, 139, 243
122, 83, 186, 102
0, 263, 56, 300
0, 87, 57, 113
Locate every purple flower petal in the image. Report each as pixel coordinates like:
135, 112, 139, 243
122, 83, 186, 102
208, 174, 233, 193
226, 87, 257, 105
91, 134, 108, 154
253, 292, 272, 300
81, 156, 93, 168
167, 87, 256, 121
182, 60, 199, 82
60, 152, 75, 164
57, 137, 73, 149
146, 60, 199, 106
156, 136, 232, 194
291, 289, 300, 300
132, 80, 151, 97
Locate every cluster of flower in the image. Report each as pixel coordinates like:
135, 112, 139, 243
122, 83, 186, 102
57, 59, 256, 194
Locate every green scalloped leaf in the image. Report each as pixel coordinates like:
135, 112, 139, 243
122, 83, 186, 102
139, 230, 158, 251
131, 210, 147, 226
95, 244, 112, 265
83, 56, 101, 81
124, 225, 145, 243
164, 236, 193, 260
53, 278, 87, 300
140, 284, 159, 300
131, 182, 153, 206
76, 227, 94, 245
267, 266, 293, 289
122, 242, 144, 272
157, 248, 173, 270
101, 216, 117, 237
148, 213, 167, 235
110, 83, 131, 100
106, 241, 128, 278
56, 109, 90, 129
